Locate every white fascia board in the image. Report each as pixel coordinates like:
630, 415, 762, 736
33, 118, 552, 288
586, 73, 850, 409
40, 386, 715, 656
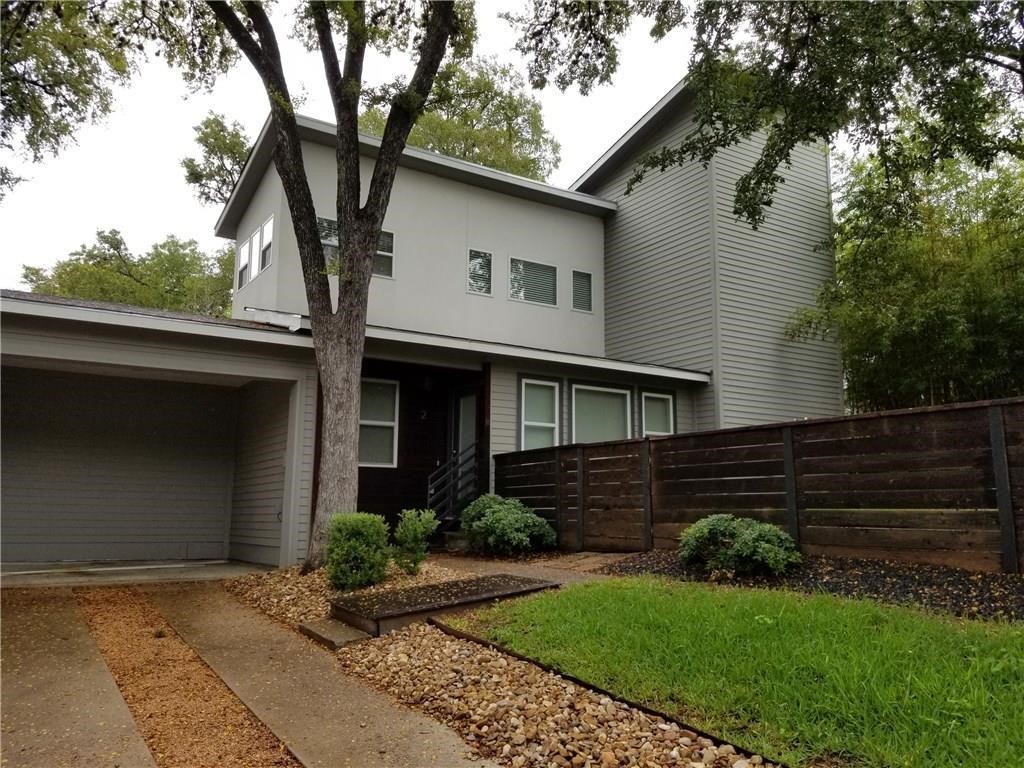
571, 77, 690, 192
1, 297, 314, 349
364, 325, 711, 384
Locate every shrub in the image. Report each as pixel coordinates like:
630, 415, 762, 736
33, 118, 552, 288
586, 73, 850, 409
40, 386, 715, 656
463, 494, 557, 555
392, 508, 440, 575
678, 513, 801, 576
325, 512, 390, 590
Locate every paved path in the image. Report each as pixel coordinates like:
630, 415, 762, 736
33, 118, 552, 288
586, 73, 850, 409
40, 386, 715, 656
145, 582, 498, 768
0, 589, 156, 768
431, 552, 623, 585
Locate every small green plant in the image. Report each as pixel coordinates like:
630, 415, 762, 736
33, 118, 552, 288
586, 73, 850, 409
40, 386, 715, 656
325, 512, 390, 590
462, 493, 556, 555
678, 513, 801, 576
392, 508, 440, 575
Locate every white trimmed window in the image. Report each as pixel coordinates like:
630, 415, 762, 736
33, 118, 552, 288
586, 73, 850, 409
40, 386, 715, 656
237, 236, 252, 287
572, 384, 631, 443
259, 216, 274, 271
642, 392, 674, 436
572, 270, 592, 312
521, 379, 559, 450
359, 379, 399, 467
510, 258, 557, 306
318, 217, 394, 278
467, 249, 492, 295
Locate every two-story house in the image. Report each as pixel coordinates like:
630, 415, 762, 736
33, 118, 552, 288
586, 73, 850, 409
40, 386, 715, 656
0, 79, 840, 567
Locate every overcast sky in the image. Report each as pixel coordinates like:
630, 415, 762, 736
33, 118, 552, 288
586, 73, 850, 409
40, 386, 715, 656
0, 4, 692, 289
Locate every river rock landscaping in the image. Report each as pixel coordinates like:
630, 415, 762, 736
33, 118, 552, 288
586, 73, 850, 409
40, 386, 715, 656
337, 621, 773, 768
604, 550, 1024, 621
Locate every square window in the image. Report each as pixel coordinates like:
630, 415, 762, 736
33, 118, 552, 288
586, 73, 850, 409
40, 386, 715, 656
572, 385, 631, 443
510, 258, 557, 306
642, 393, 674, 436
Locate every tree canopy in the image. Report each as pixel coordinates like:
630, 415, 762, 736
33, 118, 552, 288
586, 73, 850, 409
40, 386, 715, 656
510, 0, 1024, 225
788, 153, 1024, 411
360, 57, 560, 180
22, 230, 234, 317
182, 111, 250, 206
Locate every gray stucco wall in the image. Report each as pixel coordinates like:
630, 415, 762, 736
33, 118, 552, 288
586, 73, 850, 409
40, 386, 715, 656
1, 367, 236, 562
236, 146, 607, 357
232, 166, 285, 315
585, 98, 841, 427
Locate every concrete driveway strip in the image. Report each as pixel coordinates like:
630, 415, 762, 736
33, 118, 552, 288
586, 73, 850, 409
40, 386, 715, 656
0, 588, 156, 768
145, 582, 496, 768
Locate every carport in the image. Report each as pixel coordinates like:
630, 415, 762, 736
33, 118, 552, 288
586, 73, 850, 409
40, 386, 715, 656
0, 291, 318, 568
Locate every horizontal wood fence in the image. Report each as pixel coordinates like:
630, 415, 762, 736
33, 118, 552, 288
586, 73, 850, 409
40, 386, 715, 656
494, 398, 1024, 573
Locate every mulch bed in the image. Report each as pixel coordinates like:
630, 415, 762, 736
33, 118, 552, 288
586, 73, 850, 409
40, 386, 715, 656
330, 574, 556, 619
602, 551, 1024, 622
76, 586, 300, 768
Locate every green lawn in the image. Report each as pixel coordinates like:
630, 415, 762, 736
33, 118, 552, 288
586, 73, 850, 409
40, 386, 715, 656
457, 577, 1024, 767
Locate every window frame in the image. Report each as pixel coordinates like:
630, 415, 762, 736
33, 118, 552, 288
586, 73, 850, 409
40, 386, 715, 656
466, 247, 493, 297
358, 377, 400, 468
258, 215, 274, 272
571, 269, 593, 313
571, 383, 632, 444
318, 217, 395, 279
520, 378, 560, 451
508, 255, 559, 308
237, 236, 252, 288
641, 391, 675, 437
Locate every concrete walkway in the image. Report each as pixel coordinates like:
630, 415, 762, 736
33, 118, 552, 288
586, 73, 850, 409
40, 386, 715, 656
0, 589, 156, 768
1, 560, 266, 588
145, 582, 498, 768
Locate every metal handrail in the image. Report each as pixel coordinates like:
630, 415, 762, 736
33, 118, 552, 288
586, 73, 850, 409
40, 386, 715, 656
428, 442, 478, 522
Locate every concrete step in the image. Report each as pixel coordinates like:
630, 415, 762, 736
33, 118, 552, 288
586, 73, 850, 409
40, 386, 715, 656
298, 616, 371, 650
443, 531, 469, 552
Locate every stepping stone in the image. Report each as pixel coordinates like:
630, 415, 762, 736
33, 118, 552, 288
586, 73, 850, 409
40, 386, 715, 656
298, 617, 371, 650
330, 574, 557, 636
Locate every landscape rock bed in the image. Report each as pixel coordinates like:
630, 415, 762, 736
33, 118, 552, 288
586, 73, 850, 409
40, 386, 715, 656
603, 551, 1024, 621
224, 561, 469, 627
337, 622, 775, 768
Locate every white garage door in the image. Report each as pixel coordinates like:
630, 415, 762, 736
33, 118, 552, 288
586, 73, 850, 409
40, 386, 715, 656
1, 367, 236, 563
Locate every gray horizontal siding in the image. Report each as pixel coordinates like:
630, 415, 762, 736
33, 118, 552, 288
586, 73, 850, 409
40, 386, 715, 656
1, 367, 235, 562
590, 99, 715, 376
712, 138, 842, 425
230, 381, 289, 566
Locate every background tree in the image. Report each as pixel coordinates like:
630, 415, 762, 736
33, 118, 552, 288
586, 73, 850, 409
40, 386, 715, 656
22, 229, 234, 316
182, 111, 251, 206
787, 154, 1024, 411
510, 1, 1024, 224
360, 57, 560, 180
0, 1, 139, 199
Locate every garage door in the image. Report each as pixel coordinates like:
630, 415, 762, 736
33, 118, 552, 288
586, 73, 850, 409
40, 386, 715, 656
2, 367, 236, 563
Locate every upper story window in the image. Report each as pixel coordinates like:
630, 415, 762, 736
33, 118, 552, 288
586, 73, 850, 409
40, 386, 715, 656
467, 249, 492, 295
572, 384, 631, 443
510, 257, 557, 306
642, 392, 674, 437
521, 379, 559, 450
237, 215, 274, 289
318, 217, 394, 278
572, 270, 592, 312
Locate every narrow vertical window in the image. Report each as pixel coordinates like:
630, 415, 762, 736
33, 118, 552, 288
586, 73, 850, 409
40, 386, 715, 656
467, 249, 493, 295
572, 270, 593, 312
374, 231, 395, 277
237, 237, 251, 287
359, 379, 399, 467
259, 216, 274, 271
642, 393, 674, 437
521, 379, 559, 449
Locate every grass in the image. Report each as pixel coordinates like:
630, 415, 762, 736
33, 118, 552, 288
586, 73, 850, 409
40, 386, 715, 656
457, 577, 1024, 767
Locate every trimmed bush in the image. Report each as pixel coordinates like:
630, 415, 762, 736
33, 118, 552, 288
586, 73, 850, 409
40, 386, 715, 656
392, 508, 440, 575
678, 513, 801, 576
325, 512, 390, 590
462, 493, 557, 555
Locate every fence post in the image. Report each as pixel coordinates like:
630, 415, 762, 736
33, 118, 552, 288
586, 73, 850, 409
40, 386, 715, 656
576, 446, 587, 552
641, 437, 653, 551
989, 405, 1019, 573
782, 427, 800, 545
553, 447, 563, 547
